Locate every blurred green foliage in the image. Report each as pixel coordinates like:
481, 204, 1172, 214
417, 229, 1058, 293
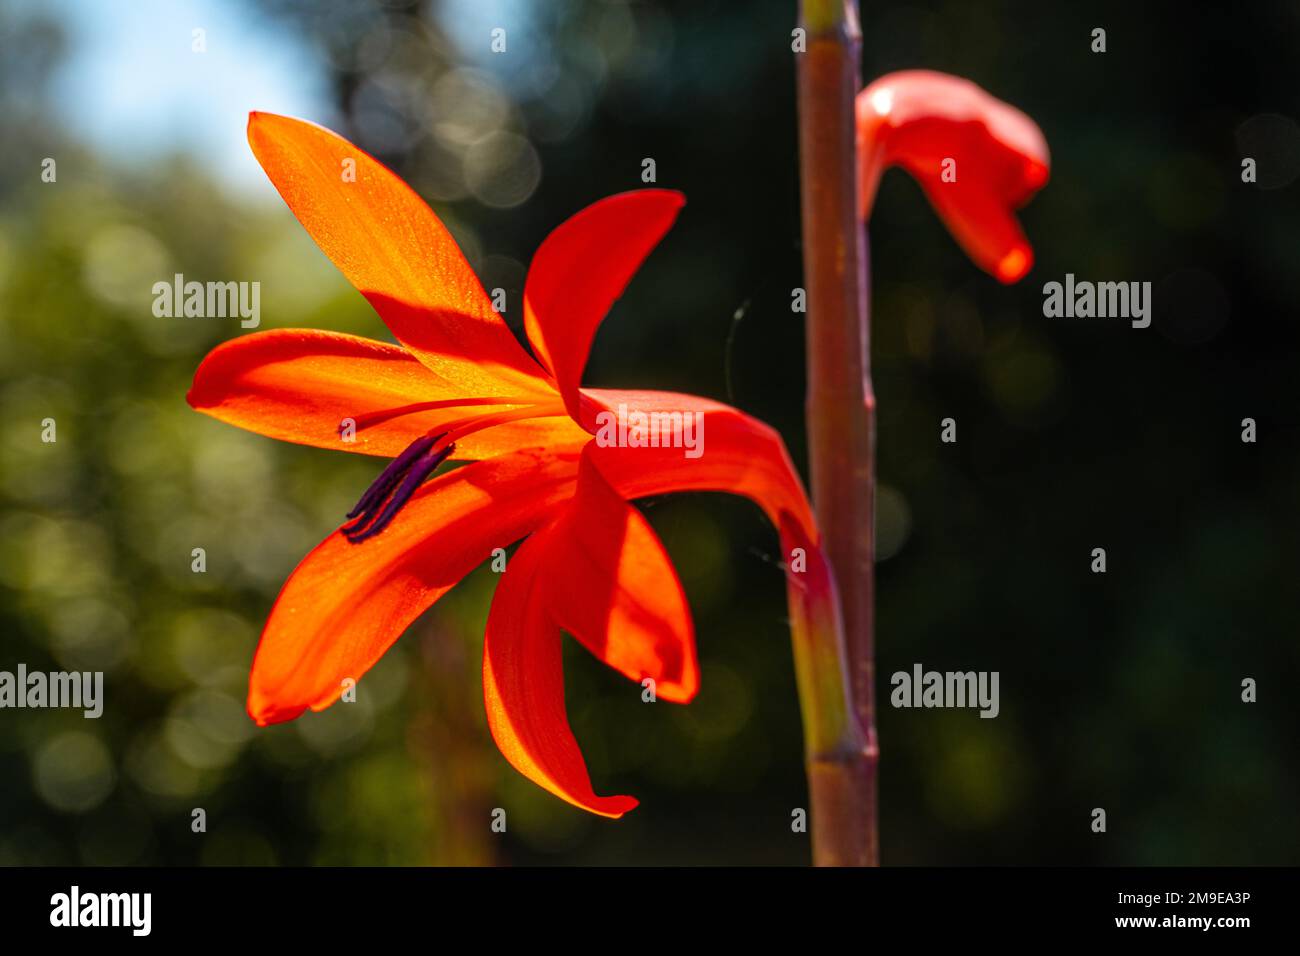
1, 0, 1297, 865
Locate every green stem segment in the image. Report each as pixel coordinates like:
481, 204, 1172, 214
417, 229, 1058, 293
794, 0, 879, 866
783, 523, 874, 866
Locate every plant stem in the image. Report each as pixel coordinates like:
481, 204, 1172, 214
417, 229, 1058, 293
795, 0, 879, 866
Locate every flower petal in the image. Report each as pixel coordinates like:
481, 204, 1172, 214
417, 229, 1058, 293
580, 388, 818, 543
246, 443, 585, 726
856, 70, 1049, 282
247, 112, 555, 396
483, 524, 638, 818
523, 190, 685, 417
541, 449, 697, 703
189, 328, 587, 458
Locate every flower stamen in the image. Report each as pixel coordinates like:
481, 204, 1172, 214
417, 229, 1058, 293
343, 434, 454, 543
342, 401, 567, 543
344, 396, 553, 434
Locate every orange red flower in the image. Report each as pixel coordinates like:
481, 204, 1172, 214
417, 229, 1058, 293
188, 113, 822, 816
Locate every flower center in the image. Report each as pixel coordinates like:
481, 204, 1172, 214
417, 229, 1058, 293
342, 401, 566, 543
342, 433, 453, 543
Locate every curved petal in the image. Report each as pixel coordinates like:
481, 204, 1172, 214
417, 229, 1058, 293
247, 112, 555, 397
541, 448, 697, 703
856, 70, 1049, 282
483, 526, 638, 818
188, 328, 588, 458
246, 443, 586, 725
580, 388, 818, 544
523, 190, 685, 418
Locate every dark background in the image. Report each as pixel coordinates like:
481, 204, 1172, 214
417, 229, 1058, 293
0, 0, 1296, 865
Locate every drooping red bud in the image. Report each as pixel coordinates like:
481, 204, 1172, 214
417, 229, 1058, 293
857, 70, 1049, 283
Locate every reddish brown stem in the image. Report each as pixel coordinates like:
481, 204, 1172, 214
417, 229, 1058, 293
795, 0, 879, 866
